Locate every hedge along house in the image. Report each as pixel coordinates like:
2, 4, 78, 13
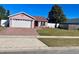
8, 12, 48, 28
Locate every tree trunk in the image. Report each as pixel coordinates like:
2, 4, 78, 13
0, 19, 1, 27
55, 23, 57, 28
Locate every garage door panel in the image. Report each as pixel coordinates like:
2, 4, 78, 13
11, 20, 32, 28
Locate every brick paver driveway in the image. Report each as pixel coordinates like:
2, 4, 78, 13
0, 28, 48, 53
0, 28, 38, 36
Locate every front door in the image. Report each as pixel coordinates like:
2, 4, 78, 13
34, 21, 38, 27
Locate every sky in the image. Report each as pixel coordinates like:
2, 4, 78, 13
0, 4, 79, 19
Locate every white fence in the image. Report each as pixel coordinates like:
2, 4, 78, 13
1, 19, 8, 27
47, 23, 59, 28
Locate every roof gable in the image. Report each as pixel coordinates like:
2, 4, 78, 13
9, 12, 48, 22
9, 12, 35, 20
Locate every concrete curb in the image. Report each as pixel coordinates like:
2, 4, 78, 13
1, 35, 79, 38
0, 47, 79, 53
37, 36, 79, 38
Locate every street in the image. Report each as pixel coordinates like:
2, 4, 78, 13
1, 48, 79, 54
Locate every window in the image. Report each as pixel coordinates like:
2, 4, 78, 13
41, 22, 45, 26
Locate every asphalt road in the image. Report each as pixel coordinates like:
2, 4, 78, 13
0, 47, 79, 54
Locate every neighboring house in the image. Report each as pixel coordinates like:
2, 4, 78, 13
59, 19, 79, 30
1, 12, 48, 28
59, 23, 79, 30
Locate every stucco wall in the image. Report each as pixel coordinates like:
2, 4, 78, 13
38, 22, 41, 27
38, 22, 48, 27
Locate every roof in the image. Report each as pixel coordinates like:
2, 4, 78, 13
8, 12, 35, 20
34, 16, 48, 22
60, 23, 79, 25
8, 12, 48, 22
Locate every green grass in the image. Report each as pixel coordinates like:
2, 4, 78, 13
39, 38, 79, 47
37, 28, 79, 36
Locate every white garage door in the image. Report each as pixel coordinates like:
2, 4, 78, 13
11, 20, 32, 28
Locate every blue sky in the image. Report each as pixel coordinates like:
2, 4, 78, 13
0, 4, 79, 19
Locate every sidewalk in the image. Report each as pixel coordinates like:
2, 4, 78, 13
0, 35, 47, 52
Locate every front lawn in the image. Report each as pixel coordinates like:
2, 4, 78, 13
37, 28, 79, 36
39, 38, 79, 47
0, 27, 6, 31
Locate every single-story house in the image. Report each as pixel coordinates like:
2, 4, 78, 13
1, 12, 48, 28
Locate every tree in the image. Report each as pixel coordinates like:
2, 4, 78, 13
5, 10, 10, 19
0, 6, 10, 26
0, 6, 10, 19
48, 4, 67, 28
0, 6, 6, 19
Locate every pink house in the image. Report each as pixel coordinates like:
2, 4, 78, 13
8, 12, 48, 28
